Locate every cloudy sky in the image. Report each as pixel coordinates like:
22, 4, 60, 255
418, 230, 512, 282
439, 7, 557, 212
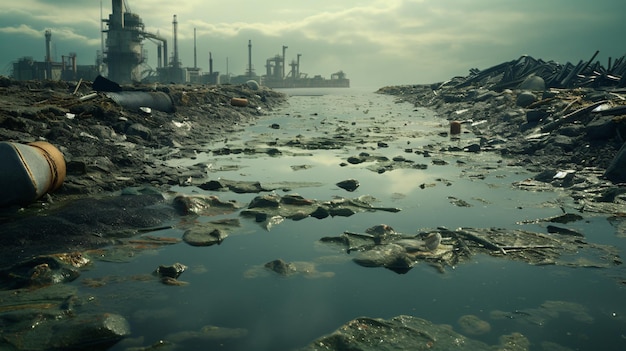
1, 0, 624, 88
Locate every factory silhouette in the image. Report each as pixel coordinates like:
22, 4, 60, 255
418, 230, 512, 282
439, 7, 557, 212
11, 0, 349, 88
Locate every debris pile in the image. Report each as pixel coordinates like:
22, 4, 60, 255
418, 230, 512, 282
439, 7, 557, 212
378, 52, 626, 188
0, 77, 286, 200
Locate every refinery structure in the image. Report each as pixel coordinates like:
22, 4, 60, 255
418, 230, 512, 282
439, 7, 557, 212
10, 0, 349, 88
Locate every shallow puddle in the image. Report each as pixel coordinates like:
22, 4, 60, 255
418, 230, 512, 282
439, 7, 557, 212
76, 88, 625, 350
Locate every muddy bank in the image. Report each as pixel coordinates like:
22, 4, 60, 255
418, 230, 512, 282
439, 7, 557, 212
0, 76, 286, 198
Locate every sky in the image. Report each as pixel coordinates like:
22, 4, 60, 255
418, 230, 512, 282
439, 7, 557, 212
0, 0, 624, 88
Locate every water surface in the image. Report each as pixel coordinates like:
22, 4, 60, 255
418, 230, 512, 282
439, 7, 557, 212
80, 88, 625, 351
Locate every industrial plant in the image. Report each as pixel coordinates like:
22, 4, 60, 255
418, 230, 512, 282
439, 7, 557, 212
9, 0, 349, 88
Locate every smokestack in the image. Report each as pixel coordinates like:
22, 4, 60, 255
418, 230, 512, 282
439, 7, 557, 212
282, 45, 288, 79
44, 30, 52, 79
193, 28, 197, 69
297, 53, 301, 78
247, 40, 252, 77
157, 43, 162, 68
111, 0, 124, 30
163, 40, 168, 67
209, 52, 213, 74
45, 30, 52, 62
172, 15, 179, 68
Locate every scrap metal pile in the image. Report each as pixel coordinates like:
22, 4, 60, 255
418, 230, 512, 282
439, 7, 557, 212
453, 50, 626, 90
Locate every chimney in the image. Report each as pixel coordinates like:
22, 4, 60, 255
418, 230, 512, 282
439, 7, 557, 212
209, 52, 213, 74
45, 30, 52, 79
172, 15, 179, 69
247, 40, 252, 77
193, 28, 197, 69
282, 45, 288, 79
111, 0, 124, 30
45, 30, 52, 62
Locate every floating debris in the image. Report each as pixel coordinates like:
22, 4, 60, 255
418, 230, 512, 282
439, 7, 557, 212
320, 224, 622, 274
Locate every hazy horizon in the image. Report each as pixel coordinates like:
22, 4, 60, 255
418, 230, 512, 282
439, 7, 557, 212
1, 0, 624, 88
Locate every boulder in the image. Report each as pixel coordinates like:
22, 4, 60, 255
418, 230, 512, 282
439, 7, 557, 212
518, 75, 546, 91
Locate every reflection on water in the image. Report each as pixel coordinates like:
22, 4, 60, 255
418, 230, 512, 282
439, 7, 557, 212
82, 89, 625, 350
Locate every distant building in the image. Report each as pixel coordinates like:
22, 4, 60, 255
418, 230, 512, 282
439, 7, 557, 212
11, 29, 99, 82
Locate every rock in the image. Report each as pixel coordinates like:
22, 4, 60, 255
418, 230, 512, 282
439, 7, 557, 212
336, 179, 360, 192
518, 75, 546, 91
465, 143, 481, 153
264, 259, 297, 276
546, 225, 584, 237
474, 90, 499, 102
0, 255, 81, 290
328, 207, 356, 217
604, 142, 626, 183
172, 194, 241, 216
526, 109, 549, 123
353, 243, 415, 274
502, 110, 524, 123
545, 213, 584, 224
585, 116, 616, 140
248, 194, 281, 208
182, 219, 239, 246
534, 169, 558, 182
597, 186, 626, 202
559, 124, 585, 137
516, 91, 536, 107
497, 332, 530, 351
347, 155, 365, 164
155, 262, 187, 279
45, 313, 131, 350
126, 123, 152, 141
1, 307, 131, 351
365, 224, 397, 236
297, 315, 491, 351
199, 179, 268, 193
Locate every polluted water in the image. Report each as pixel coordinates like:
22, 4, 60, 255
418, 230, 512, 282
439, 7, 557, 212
72, 88, 625, 351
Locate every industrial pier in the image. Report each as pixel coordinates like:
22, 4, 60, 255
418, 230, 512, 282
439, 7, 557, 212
10, 0, 349, 88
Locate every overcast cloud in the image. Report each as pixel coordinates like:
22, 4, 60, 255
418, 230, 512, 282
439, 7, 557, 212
1, 0, 624, 88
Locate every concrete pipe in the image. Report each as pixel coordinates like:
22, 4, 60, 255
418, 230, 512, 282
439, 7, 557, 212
105, 91, 175, 113
0, 141, 66, 207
